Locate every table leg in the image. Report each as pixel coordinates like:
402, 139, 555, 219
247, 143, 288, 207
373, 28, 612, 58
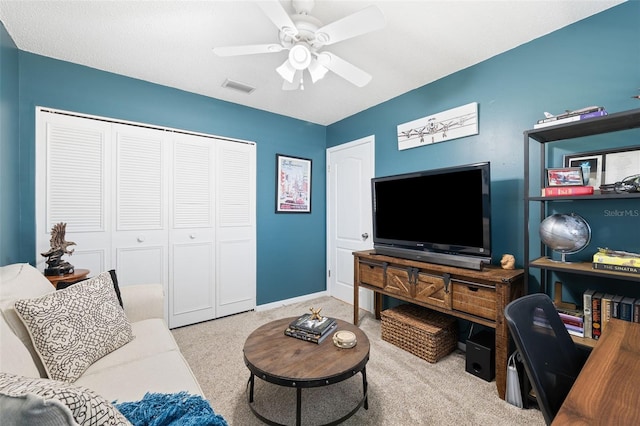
296, 388, 302, 426
249, 373, 255, 403
362, 367, 368, 410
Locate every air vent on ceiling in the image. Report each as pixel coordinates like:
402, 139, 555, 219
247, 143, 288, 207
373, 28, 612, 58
222, 78, 255, 94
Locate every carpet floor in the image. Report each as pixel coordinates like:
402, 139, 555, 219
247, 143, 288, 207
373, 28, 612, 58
171, 295, 544, 425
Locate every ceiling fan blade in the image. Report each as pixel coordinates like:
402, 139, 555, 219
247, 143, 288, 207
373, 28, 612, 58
213, 44, 284, 57
317, 52, 372, 87
257, 0, 299, 38
282, 70, 303, 91
315, 5, 385, 46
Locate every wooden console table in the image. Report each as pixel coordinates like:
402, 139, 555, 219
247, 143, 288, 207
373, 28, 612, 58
352, 250, 524, 400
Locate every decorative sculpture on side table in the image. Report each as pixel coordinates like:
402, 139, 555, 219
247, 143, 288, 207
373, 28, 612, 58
309, 307, 323, 321
41, 222, 76, 276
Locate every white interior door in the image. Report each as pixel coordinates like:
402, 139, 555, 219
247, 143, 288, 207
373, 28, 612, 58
327, 136, 374, 311
215, 140, 256, 317
36, 112, 112, 275
168, 133, 216, 328
111, 124, 168, 289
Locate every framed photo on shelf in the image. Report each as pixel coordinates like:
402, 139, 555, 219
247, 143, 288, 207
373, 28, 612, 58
276, 154, 312, 213
564, 145, 640, 188
564, 154, 603, 188
546, 167, 585, 186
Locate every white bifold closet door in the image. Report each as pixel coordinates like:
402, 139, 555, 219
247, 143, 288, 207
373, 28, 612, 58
36, 109, 256, 328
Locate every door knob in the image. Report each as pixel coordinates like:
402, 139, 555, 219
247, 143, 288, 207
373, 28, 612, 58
362, 233, 369, 240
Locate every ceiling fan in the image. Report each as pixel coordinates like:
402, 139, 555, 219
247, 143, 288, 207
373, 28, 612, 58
212, 0, 386, 90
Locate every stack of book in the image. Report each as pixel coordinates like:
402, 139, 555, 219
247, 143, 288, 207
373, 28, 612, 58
592, 248, 640, 275
556, 306, 584, 338
533, 106, 607, 129
285, 314, 337, 344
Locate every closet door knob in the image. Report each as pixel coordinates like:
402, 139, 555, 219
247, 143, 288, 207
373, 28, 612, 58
137, 235, 145, 243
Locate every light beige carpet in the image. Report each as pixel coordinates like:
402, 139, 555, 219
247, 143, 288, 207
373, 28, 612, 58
171, 295, 544, 425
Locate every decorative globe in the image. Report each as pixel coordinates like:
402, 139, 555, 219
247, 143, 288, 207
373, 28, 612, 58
539, 213, 591, 262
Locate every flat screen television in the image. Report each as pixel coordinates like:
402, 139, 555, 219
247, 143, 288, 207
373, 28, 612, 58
371, 162, 491, 270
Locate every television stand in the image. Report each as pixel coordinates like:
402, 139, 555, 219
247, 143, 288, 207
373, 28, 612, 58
352, 250, 524, 400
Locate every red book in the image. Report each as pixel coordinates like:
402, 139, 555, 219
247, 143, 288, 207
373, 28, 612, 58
542, 186, 594, 197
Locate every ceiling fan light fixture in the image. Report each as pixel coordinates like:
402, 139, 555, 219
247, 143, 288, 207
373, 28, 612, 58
276, 59, 297, 83
289, 44, 312, 70
308, 58, 328, 83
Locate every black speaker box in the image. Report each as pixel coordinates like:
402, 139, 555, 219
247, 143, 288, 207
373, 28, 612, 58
465, 330, 495, 382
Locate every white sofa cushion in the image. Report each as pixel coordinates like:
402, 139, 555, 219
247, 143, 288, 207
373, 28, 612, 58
0, 263, 55, 377
0, 318, 40, 378
77, 350, 203, 403
0, 372, 131, 426
14, 272, 134, 382
81, 319, 179, 376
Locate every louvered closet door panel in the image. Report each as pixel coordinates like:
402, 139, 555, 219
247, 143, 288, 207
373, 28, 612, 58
216, 140, 256, 317
36, 111, 112, 274
168, 133, 216, 328
111, 124, 168, 288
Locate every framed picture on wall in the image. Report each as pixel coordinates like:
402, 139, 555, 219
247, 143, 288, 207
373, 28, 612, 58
276, 154, 312, 213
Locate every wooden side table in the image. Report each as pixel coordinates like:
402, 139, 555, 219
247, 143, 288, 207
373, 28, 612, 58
45, 269, 90, 289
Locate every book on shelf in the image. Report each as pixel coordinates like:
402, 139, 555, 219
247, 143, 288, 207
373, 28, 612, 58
284, 322, 337, 344
557, 311, 583, 328
611, 294, 624, 319
592, 262, 640, 275
591, 292, 604, 340
541, 185, 594, 197
634, 300, 640, 323
620, 297, 636, 322
564, 323, 584, 338
533, 109, 608, 129
536, 106, 605, 124
583, 289, 596, 339
593, 251, 640, 267
288, 314, 337, 336
601, 294, 614, 333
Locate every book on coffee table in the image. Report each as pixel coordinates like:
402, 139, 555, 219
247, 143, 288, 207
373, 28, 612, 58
288, 314, 337, 336
284, 322, 337, 344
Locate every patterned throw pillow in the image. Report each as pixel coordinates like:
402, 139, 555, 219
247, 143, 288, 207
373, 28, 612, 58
57, 270, 123, 307
0, 372, 131, 426
14, 271, 134, 382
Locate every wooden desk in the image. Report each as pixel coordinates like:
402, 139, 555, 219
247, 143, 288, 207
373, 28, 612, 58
552, 319, 640, 425
45, 269, 90, 288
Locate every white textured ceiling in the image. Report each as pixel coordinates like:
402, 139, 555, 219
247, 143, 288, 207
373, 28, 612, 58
0, 0, 625, 125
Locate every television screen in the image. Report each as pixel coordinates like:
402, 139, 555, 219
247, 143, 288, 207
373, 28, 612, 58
372, 162, 491, 269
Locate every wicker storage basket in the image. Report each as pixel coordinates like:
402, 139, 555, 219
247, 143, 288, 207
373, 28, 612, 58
381, 304, 457, 363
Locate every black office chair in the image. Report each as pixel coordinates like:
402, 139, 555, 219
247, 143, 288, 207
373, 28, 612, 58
504, 293, 587, 425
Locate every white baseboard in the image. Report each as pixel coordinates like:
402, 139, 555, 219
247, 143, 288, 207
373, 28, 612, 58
255, 291, 329, 312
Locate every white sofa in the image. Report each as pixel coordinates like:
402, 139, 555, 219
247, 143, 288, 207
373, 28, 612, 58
0, 263, 203, 406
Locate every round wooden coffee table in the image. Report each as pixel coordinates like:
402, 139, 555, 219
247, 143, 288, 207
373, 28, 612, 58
243, 317, 370, 426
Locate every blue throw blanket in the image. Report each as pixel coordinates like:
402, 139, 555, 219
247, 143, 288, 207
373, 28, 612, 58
114, 392, 228, 426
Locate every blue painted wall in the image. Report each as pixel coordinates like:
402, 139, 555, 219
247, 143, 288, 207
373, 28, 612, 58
0, 21, 20, 265
327, 2, 640, 302
2, 2, 639, 305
